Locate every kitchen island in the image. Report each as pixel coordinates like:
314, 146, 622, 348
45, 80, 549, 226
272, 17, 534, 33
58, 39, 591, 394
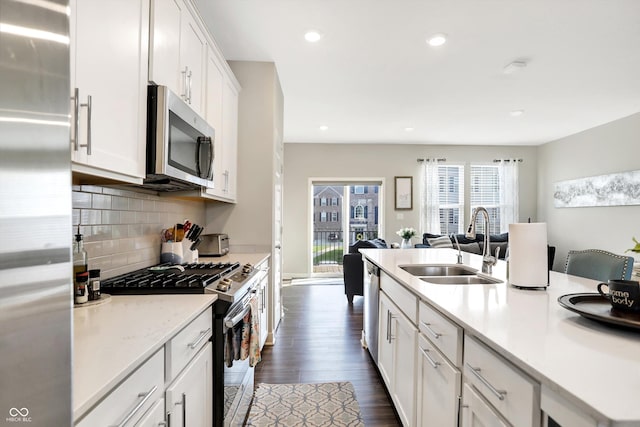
361, 248, 640, 426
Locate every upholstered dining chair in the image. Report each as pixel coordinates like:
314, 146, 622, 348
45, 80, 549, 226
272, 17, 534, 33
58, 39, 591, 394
564, 249, 634, 282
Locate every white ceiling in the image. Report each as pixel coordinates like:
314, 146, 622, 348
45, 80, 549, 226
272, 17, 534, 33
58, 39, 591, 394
194, 0, 640, 146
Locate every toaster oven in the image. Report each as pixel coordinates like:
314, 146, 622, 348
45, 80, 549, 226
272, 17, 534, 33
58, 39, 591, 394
199, 233, 229, 257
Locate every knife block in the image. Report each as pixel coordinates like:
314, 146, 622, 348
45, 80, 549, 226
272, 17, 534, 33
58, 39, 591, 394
160, 242, 183, 264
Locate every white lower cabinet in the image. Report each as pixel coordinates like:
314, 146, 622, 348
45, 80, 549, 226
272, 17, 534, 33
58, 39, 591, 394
461, 383, 509, 427
135, 398, 165, 427
541, 385, 599, 427
462, 335, 540, 427
378, 291, 417, 427
416, 334, 461, 427
257, 266, 269, 349
165, 342, 213, 427
76, 350, 164, 427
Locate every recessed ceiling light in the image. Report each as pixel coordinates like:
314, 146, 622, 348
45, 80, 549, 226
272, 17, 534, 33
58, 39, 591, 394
304, 30, 323, 43
404, 127, 415, 132
427, 33, 447, 47
319, 125, 329, 131
510, 110, 524, 117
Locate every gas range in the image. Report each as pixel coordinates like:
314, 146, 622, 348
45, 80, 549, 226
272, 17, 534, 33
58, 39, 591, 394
100, 261, 257, 303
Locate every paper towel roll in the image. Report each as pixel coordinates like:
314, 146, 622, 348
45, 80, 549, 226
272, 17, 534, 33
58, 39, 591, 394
508, 223, 548, 288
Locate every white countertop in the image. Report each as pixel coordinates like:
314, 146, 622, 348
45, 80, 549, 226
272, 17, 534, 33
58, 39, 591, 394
72, 252, 269, 419
360, 248, 640, 424
73, 293, 217, 419
199, 252, 270, 266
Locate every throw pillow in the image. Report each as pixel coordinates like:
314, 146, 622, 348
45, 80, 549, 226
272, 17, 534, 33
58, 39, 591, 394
427, 236, 454, 248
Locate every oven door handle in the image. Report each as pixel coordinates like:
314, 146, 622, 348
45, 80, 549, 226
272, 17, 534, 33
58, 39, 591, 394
224, 303, 252, 329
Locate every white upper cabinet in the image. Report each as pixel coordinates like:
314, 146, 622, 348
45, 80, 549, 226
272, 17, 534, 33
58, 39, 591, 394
70, 0, 149, 183
203, 48, 239, 202
149, 0, 207, 115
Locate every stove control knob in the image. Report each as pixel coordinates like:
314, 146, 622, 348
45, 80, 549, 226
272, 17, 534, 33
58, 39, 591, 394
242, 263, 253, 274
217, 277, 232, 291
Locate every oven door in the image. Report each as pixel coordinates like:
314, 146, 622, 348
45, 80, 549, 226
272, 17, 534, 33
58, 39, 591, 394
222, 292, 257, 426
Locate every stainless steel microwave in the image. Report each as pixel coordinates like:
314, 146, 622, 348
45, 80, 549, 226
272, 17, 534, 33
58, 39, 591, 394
144, 85, 215, 191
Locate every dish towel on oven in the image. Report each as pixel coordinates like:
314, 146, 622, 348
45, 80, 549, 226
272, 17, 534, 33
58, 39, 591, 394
224, 298, 261, 367
247, 296, 261, 367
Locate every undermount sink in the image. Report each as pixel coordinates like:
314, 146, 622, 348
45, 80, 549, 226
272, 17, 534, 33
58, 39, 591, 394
399, 264, 477, 277
420, 276, 503, 285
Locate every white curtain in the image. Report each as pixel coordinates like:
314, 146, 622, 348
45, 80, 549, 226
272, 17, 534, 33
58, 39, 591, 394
420, 160, 441, 234
499, 160, 519, 232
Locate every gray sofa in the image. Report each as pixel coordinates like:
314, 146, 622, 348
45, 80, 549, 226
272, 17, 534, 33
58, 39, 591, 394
415, 232, 509, 259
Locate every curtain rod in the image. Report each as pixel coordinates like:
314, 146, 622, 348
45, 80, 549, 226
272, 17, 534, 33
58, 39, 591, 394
416, 158, 447, 163
493, 158, 524, 163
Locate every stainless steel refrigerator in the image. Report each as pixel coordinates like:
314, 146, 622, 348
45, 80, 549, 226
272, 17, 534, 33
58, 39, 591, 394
0, 0, 72, 425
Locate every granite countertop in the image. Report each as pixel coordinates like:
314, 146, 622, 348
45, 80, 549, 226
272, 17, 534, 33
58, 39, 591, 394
360, 248, 640, 424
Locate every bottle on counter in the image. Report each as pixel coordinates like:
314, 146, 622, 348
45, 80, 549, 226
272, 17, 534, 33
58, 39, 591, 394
89, 269, 101, 301
73, 226, 88, 304
75, 272, 89, 304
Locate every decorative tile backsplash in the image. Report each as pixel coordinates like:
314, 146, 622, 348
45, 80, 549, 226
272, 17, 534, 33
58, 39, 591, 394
72, 185, 206, 279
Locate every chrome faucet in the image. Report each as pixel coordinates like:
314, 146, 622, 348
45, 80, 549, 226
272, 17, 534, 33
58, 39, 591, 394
451, 233, 463, 264
466, 207, 497, 274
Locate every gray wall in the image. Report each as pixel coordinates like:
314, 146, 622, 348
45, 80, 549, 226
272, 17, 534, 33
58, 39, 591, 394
537, 112, 640, 270
283, 143, 538, 277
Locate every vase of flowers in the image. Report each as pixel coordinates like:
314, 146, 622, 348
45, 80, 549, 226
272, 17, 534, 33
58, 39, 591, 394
397, 227, 417, 249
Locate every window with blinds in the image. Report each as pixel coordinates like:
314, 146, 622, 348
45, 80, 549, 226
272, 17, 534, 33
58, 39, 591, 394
470, 164, 501, 234
438, 165, 464, 234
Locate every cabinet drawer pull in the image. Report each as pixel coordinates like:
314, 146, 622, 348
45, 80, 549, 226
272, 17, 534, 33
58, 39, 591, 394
420, 321, 442, 339
187, 328, 211, 349
465, 363, 507, 401
110, 384, 157, 427
419, 346, 440, 369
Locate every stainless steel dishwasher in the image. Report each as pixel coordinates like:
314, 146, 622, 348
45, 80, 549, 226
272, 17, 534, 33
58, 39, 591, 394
363, 260, 380, 363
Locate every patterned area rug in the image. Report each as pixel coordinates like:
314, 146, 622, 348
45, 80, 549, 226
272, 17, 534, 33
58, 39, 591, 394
245, 382, 364, 426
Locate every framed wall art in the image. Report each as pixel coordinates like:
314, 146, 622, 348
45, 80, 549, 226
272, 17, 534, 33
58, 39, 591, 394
394, 176, 413, 210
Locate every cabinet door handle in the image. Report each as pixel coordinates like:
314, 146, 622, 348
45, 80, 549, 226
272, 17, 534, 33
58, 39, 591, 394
420, 321, 442, 339
465, 363, 507, 401
71, 88, 80, 151
80, 95, 92, 155
174, 393, 186, 427
187, 328, 211, 349
181, 67, 189, 101
110, 384, 157, 427
386, 310, 391, 343
418, 346, 440, 369
187, 69, 193, 103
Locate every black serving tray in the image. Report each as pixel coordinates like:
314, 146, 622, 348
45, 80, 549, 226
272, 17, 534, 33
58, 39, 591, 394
558, 293, 640, 331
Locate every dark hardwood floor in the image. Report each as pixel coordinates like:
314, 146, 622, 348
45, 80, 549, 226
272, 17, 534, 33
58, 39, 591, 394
254, 283, 401, 426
